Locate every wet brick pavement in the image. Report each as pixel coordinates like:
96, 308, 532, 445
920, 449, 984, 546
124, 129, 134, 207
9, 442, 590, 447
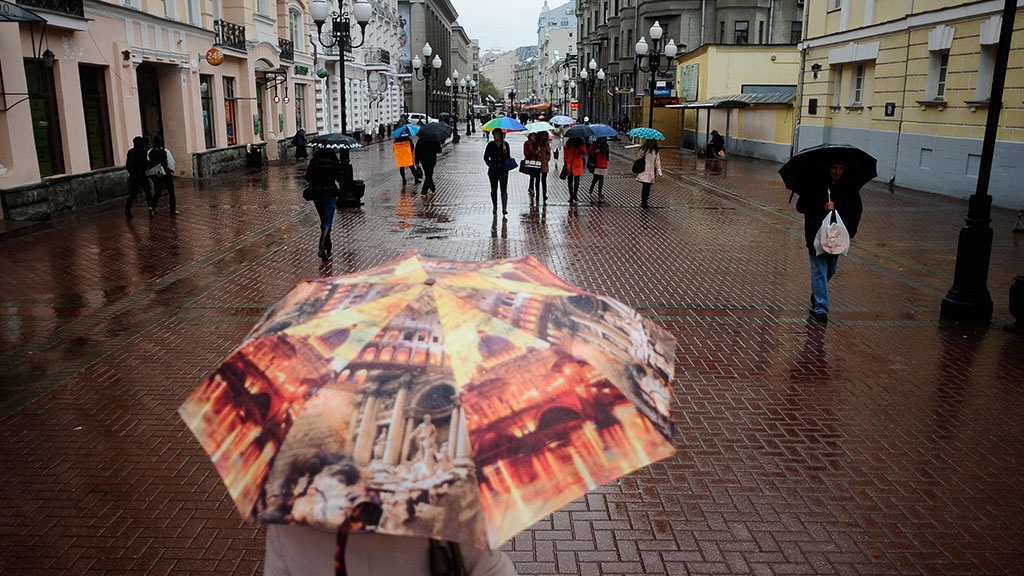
1, 133, 1023, 575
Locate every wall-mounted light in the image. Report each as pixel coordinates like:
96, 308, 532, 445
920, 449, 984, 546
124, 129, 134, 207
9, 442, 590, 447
811, 63, 822, 79
273, 87, 280, 103
284, 86, 290, 103
122, 49, 132, 61
42, 49, 55, 69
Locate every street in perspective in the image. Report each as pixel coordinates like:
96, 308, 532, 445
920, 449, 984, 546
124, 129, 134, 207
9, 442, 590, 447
2, 0, 1024, 575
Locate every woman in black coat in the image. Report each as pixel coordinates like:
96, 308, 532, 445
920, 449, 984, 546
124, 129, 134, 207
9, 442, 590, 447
304, 148, 341, 260
483, 129, 513, 216
414, 139, 441, 197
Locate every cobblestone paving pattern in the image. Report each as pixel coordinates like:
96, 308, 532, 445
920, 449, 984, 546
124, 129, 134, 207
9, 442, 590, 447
1, 134, 1023, 575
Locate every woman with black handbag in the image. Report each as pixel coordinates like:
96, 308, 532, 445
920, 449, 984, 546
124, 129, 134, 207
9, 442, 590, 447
533, 132, 552, 203
304, 148, 341, 260
634, 139, 663, 209
483, 129, 514, 216
586, 136, 609, 202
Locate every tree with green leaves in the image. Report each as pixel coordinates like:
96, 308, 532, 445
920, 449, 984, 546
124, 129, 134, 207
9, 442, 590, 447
478, 75, 499, 106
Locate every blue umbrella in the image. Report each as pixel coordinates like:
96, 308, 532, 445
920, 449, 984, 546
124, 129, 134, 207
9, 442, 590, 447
391, 124, 420, 138
627, 127, 665, 140
549, 115, 575, 126
589, 124, 618, 138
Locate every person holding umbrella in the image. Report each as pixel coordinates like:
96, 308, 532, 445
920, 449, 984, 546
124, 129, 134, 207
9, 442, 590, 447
780, 145, 875, 324
634, 139, 663, 209
483, 129, 514, 216
795, 163, 864, 324
533, 131, 552, 204
392, 124, 421, 186
303, 148, 341, 261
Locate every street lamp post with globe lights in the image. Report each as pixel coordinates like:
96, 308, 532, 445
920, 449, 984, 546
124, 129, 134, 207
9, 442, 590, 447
412, 43, 442, 118
635, 20, 680, 128
309, 0, 372, 135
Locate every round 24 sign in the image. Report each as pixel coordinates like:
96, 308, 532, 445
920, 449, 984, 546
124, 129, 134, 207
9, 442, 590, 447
205, 48, 224, 66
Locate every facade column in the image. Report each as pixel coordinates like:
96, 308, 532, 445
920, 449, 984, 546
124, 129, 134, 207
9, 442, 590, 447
447, 404, 460, 455
384, 386, 408, 465
0, 29, 41, 191
353, 395, 379, 464
400, 416, 415, 462
454, 409, 471, 462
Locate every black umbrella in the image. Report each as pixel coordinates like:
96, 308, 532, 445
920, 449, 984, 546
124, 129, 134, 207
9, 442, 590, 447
564, 125, 595, 139
307, 133, 363, 150
416, 121, 453, 143
779, 144, 877, 198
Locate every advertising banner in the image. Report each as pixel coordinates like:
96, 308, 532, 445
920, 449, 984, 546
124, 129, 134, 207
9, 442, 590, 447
678, 63, 698, 101
398, 3, 412, 74
393, 141, 413, 167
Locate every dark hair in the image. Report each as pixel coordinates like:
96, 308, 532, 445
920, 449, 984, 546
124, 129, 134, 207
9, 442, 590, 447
644, 139, 659, 152
152, 135, 165, 148
132, 136, 146, 148
493, 129, 504, 141
313, 148, 336, 159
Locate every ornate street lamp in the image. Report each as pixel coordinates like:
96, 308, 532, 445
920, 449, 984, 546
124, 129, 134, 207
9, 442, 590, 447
636, 20, 680, 128
310, 0, 372, 135
412, 42, 442, 117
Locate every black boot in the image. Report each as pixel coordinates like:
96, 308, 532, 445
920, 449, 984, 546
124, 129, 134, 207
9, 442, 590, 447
317, 227, 328, 260
324, 227, 332, 258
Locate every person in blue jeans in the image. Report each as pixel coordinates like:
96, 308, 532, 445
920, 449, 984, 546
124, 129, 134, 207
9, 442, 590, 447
304, 148, 341, 261
796, 163, 863, 324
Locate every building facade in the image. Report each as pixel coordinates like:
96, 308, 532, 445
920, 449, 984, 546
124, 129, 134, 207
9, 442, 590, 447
399, 0, 458, 118
796, 0, 1024, 207
0, 0, 403, 220
574, 0, 804, 125
539, 27, 577, 114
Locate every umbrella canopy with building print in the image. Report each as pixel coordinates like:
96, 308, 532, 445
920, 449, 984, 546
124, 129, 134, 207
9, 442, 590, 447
779, 144, 878, 197
179, 253, 676, 550
308, 133, 364, 150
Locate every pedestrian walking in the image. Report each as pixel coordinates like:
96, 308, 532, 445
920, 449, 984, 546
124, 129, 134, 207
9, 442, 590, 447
147, 135, 178, 215
634, 139, 663, 209
796, 162, 863, 324
303, 148, 341, 261
524, 133, 537, 195
394, 135, 420, 185
124, 136, 153, 219
483, 128, 513, 216
586, 136, 609, 202
534, 131, 552, 204
293, 128, 308, 161
563, 137, 587, 204
415, 138, 441, 198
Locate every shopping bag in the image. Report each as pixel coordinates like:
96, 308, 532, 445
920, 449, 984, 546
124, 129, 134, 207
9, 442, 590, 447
145, 164, 166, 178
814, 210, 851, 256
519, 160, 542, 175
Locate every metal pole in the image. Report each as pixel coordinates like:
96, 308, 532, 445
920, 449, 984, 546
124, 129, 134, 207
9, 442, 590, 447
424, 70, 429, 117
647, 52, 658, 128
940, 0, 1016, 322
339, 18, 348, 134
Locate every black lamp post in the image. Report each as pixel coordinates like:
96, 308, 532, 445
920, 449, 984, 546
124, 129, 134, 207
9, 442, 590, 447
635, 20, 679, 128
940, 0, 1017, 322
310, 0, 371, 135
412, 43, 442, 118
579, 58, 601, 122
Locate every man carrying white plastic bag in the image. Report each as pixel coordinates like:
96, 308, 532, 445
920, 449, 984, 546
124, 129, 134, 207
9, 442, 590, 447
796, 163, 863, 324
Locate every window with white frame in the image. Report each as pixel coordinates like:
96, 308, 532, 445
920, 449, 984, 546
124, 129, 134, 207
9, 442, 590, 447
832, 64, 843, 106
925, 25, 955, 101
975, 16, 1001, 102
850, 62, 864, 105
187, 0, 200, 25
828, 0, 840, 10
163, 0, 176, 19
258, 0, 269, 16
289, 8, 302, 46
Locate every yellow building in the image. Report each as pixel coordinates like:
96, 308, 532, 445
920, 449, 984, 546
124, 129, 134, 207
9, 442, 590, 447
797, 0, 1024, 207
671, 44, 800, 162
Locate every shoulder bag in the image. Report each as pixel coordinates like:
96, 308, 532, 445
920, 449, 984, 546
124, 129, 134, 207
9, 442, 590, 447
519, 160, 542, 175
631, 156, 646, 175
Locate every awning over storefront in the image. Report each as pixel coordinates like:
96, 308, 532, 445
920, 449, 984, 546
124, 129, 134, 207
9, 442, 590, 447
666, 91, 796, 109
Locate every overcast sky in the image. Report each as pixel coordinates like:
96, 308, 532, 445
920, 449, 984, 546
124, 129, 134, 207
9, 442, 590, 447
449, 0, 547, 53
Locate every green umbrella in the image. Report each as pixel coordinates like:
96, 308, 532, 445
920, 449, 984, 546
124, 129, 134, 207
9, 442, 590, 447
525, 121, 557, 133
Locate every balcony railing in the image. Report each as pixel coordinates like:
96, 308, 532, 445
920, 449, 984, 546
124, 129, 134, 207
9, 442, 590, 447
279, 39, 294, 62
214, 19, 246, 52
364, 47, 390, 66
16, 0, 83, 17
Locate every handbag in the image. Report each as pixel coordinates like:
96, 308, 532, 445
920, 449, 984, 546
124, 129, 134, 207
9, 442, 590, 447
302, 185, 315, 201
814, 189, 851, 256
145, 164, 166, 178
411, 164, 423, 179
559, 162, 568, 180
519, 160, 542, 175
631, 156, 646, 174
503, 156, 518, 171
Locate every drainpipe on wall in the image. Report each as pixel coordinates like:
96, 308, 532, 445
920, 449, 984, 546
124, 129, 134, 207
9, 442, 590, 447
700, 0, 705, 45
791, 0, 811, 157
768, 0, 774, 43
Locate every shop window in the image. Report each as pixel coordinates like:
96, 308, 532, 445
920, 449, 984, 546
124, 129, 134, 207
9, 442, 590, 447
295, 84, 305, 131
224, 76, 237, 145
200, 74, 215, 149
23, 58, 64, 177
79, 65, 113, 169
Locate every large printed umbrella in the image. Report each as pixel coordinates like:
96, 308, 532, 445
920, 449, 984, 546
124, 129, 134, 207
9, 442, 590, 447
627, 127, 665, 141
779, 144, 877, 196
416, 121, 453, 143
481, 117, 527, 132
180, 253, 676, 550
308, 133, 364, 150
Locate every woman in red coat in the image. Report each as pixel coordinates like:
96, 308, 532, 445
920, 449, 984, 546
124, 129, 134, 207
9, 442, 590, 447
563, 137, 587, 204
587, 137, 609, 201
